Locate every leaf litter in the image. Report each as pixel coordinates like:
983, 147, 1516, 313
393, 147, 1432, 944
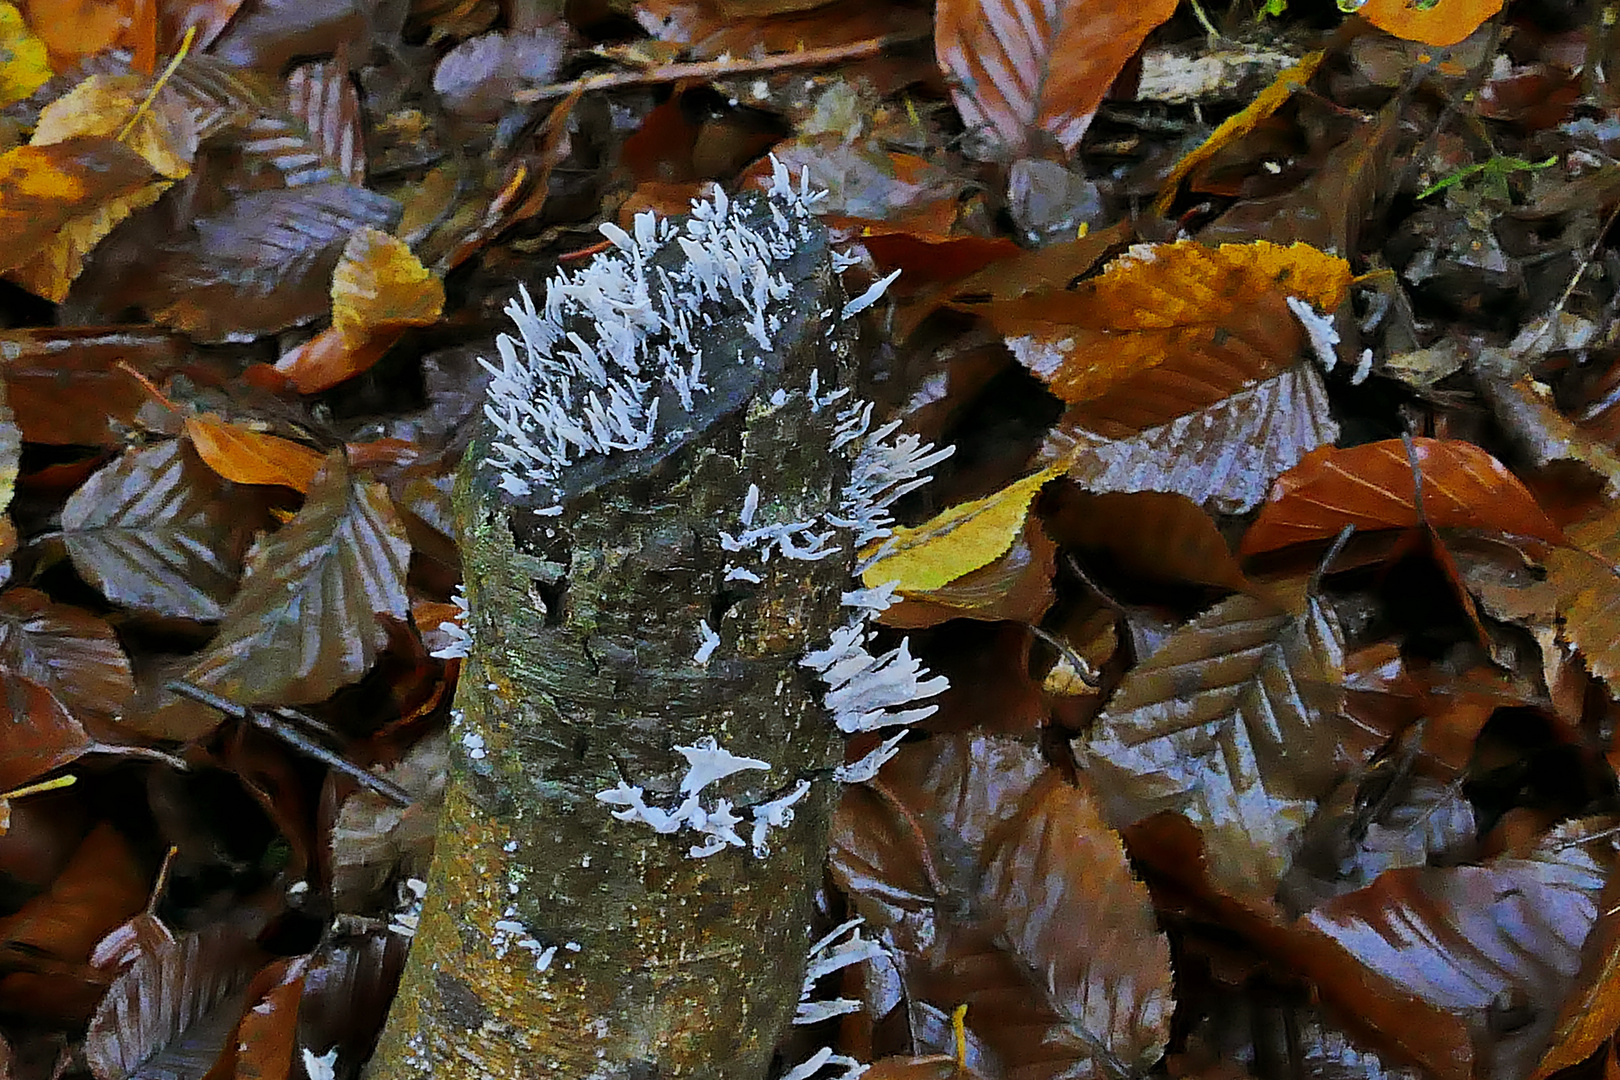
0, 0, 1619, 1078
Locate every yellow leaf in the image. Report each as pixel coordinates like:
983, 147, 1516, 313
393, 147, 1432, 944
862, 466, 1060, 593
985, 239, 1351, 409
1357, 0, 1503, 47
333, 227, 445, 344
0, 3, 49, 108
33, 73, 196, 178
7, 74, 196, 300
1155, 51, 1324, 215
0, 138, 154, 284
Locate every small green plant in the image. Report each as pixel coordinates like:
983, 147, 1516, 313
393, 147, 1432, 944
1418, 153, 1557, 202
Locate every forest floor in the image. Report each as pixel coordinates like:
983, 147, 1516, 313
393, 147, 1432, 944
0, 0, 1618, 1077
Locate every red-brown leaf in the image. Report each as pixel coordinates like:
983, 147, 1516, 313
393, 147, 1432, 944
1242, 438, 1566, 556
935, 0, 1178, 159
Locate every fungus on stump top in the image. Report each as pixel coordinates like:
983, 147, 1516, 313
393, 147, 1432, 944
367, 174, 867, 1080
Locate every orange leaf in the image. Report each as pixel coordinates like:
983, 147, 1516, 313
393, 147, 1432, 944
936, 0, 1179, 159
1240, 438, 1565, 556
183, 415, 325, 492
0, 139, 154, 278
1356, 0, 1503, 47
986, 240, 1349, 410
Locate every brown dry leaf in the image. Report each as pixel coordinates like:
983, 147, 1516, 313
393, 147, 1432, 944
182, 415, 324, 492
0, 588, 134, 718
862, 465, 1060, 594
1534, 898, 1620, 1079
1044, 488, 1249, 592
14, 76, 199, 302
0, 674, 90, 794
17, 0, 134, 69
1241, 438, 1566, 556
935, 0, 1179, 160
61, 439, 248, 621
286, 55, 366, 185
985, 240, 1350, 410
1155, 51, 1325, 214
1080, 579, 1351, 901
84, 925, 260, 1080
830, 735, 1173, 1076
143, 183, 402, 342
183, 453, 412, 705
0, 139, 156, 280
1548, 501, 1620, 683
1357, 0, 1503, 47
0, 328, 188, 446
0, 824, 145, 1021
1056, 362, 1339, 515
1288, 818, 1610, 1080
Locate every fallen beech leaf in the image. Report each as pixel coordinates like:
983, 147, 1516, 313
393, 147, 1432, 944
14, 77, 198, 301
0, 3, 50, 107
1291, 818, 1609, 1080
986, 240, 1350, 409
1241, 438, 1565, 556
862, 465, 1061, 593
183, 452, 411, 704
0, 824, 146, 1021
62, 439, 246, 621
1534, 901, 1620, 1079
331, 228, 444, 343
142, 183, 402, 342
936, 0, 1179, 159
1155, 51, 1325, 214
0, 674, 90, 793
84, 925, 260, 1080
183, 415, 325, 492
273, 228, 444, 393
1044, 489, 1249, 592
1057, 361, 1339, 514
876, 519, 1057, 628
1549, 501, 1620, 682
1081, 579, 1350, 900
830, 735, 1173, 1076
0, 588, 134, 717
16, 0, 132, 68
287, 56, 367, 184
0, 139, 156, 280
210, 957, 307, 1080
1357, 0, 1504, 47
0, 328, 188, 445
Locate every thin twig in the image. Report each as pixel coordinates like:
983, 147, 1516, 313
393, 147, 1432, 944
168, 681, 414, 807
513, 33, 923, 104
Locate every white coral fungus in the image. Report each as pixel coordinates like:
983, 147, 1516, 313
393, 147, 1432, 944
596, 736, 804, 858
481, 159, 822, 510
1287, 295, 1341, 373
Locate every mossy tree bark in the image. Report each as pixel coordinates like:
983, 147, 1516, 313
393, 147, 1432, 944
368, 200, 857, 1080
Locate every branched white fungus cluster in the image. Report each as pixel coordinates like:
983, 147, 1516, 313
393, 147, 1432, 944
430, 584, 472, 660
1287, 295, 1372, 386
469, 160, 950, 868
781, 918, 890, 1080
596, 736, 812, 858
480, 158, 823, 512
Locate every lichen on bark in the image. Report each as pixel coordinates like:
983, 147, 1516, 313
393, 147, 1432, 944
367, 190, 861, 1080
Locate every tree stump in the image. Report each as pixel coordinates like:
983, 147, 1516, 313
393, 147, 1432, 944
367, 178, 864, 1080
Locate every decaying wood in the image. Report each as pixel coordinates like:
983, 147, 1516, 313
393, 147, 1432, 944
368, 194, 858, 1080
